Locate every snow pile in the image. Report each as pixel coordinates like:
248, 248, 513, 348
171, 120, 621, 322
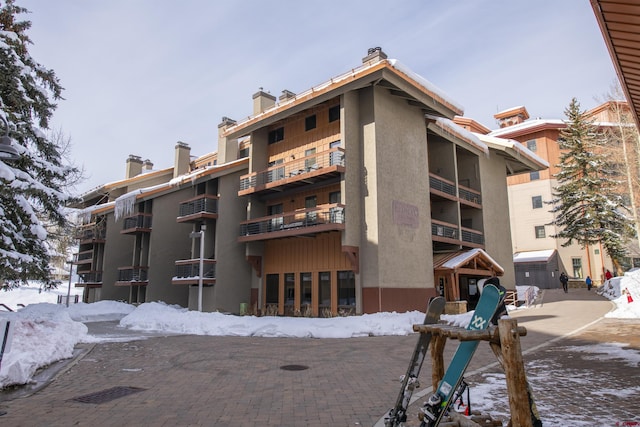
67, 300, 135, 322
0, 304, 88, 388
119, 301, 425, 338
598, 270, 640, 319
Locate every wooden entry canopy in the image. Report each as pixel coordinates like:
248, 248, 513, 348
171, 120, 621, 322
433, 248, 504, 301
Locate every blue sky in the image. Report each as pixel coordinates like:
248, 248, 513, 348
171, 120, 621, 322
18, 0, 617, 193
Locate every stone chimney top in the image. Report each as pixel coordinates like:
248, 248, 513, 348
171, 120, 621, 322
142, 159, 153, 172
362, 47, 388, 64
279, 89, 296, 102
218, 116, 237, 129
252, 88, 276, 115
125, 155, 143, 179
174, 141, 191, 178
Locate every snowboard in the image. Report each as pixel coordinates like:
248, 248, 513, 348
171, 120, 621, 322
384, 296, 446, 427
420, 284, 502, 427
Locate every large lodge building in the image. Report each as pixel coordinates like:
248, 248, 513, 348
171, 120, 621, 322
73, 49, 547, 316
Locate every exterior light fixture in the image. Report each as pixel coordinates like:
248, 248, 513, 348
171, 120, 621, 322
0, 116, 20, 161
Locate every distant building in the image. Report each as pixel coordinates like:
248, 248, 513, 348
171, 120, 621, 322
72, 49, 544, 315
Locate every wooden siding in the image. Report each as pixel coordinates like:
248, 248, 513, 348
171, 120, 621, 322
267, 100, 341, 164
506, 129, 562, 185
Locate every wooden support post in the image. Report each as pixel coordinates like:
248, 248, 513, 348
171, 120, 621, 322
430, 335, 447, 392
498, 318, 533, 427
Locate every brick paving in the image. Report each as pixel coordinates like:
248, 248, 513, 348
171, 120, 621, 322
1, 289, 638, 427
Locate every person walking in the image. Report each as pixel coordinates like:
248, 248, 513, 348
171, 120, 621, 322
605, 269, 613, 281
560, 272, 569, 293
585, 275, 592, 291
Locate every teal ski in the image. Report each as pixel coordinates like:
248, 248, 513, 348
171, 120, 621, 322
385, 296, 445, 426
420, 284, 502, 427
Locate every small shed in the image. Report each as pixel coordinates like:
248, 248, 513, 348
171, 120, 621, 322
513, 249, 561, 289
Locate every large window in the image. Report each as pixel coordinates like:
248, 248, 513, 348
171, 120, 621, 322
268, 127, 284, 144
338, 270, 355, 307
265, 274, 279, 305
300, 272, 312, 306
532, 195, 543, 209
572, 258, 583, 279
284, 273, 295, 307
318, 272, 331, 311
534, 225, 545, 239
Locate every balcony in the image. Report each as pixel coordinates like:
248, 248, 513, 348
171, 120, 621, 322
75, 270, 103, 287
429, 173, 482, 207
238, 203, 345, 242
72, 249, 94, 265
431, 219, 484, 248
74, 222, 106, 243
121, 213, 152, 234
239, 147, 345, 196
177, 194, 219, 223
171, 259, 217, 285
115, 266, 149, 286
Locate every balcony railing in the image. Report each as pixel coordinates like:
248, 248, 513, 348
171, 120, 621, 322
239, 147, 345, 195
239, 204, 345, 242
115, 266, 149, 285
121, 213, 152, 234
429, 173, 456, 197
461, 227, 485, 246
72, 249, 94, 264
177, 194, 219, 223
431, 220, 459, 240
172, 259, 217, 285
74, 222, 106, 242
76, 271, 103, 286
458, 185, 482, 206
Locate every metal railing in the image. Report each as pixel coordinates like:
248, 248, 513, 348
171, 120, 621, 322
429, 173, 456, 197
73, 250, 94, 263
240, 204, 345, 237
461, 227, 485, 245
122, 213, 152, 231
174, 259, 217, 279
117, 266, 149, 282
458, 186, 482, 205
78, 271, 103, 284
431, 221, 458, 239
74, 223, 106, 241
240, 147, 345, 191
178, 194, 218, 217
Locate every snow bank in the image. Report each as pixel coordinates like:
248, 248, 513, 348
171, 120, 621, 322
599, 269, 640, 319
68, 300, 135, 322
119, 301, 426, 338
0, 303, 88, 388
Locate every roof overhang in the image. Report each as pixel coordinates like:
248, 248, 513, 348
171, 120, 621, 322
223, 59, 463, 139
591, 0, 640, 129
433, 248, 505, 276
476, 133, 549, 175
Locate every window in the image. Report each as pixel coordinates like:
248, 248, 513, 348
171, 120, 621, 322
318, 272, 331, 310
532, 196, 543, 209
305, 196, 317, 224
284, 273, 295, 306
572, 258, 583, 279
268, 127, 284, 144
328, 105, 340, 122
305, 148, 317, 171
329, 191, 341, 204
265, 274, 279, 305
526, 139, 537, 152
238, 147, 249, 158
268, 203, 283, 231
338, 271, 355, 307
530, 171, 540, 180
305, 115, 316, 131
300, 272, 312, 306
535, 225, 545, 239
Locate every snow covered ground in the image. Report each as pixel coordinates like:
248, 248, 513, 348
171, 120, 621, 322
1, 272, 639, 401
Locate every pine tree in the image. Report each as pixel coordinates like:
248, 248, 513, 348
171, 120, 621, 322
0, 0, 77, 289
550, 97, 636, 268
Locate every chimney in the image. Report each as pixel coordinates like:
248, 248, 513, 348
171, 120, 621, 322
279, 89, 296, 102
125, 155, 143, 179
174, 141, 191, 178
494, 106, 530, 128
142, 159, 153, 172
362, 47, 388, 64
252, 88, 276, 115
217, 116, 238, 164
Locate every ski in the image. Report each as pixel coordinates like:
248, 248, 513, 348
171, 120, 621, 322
384, 296, 445, 427
419, 284, 502, 427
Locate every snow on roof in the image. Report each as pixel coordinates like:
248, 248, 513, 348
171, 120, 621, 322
441, 248, 504, 273
387, 59, 464, 114
513, 249, 556, 263
476, 133, 549, 168
488, 119, 565, 137
426, 115, 488, 154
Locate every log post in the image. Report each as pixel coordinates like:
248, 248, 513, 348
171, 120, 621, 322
430, 335, 447, 391
498, 318, 533, 427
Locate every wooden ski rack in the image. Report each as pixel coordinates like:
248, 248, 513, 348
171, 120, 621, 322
413, 318, 536, 427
